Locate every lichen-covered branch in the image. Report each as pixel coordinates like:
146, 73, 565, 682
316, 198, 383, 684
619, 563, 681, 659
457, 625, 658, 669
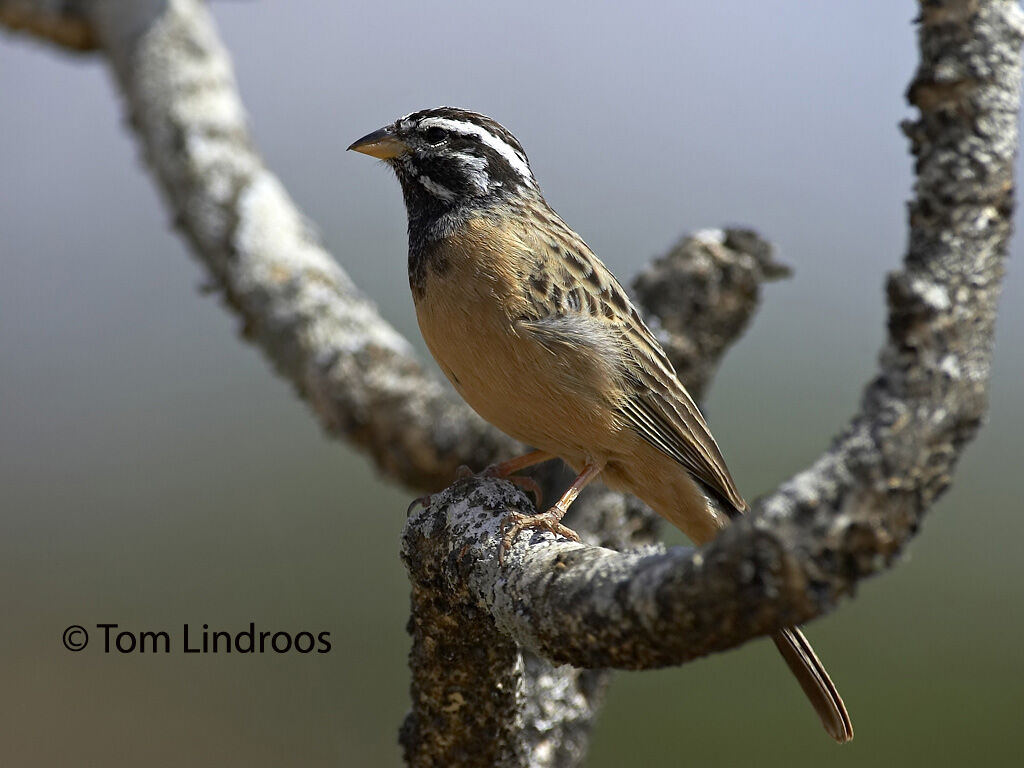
400, 1, 1021, 765
0, 0, 773, 498
634, 228, 791, 397
75, 0, 523, 492
1, 4, 783, 765
5, 1, 1017, 767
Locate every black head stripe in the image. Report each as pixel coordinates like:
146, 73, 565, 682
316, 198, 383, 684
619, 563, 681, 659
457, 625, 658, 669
400, 107, 533, 178
387, 106, 542, 234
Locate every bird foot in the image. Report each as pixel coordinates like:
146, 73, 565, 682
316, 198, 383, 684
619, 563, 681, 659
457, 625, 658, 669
499, 507, 580, 565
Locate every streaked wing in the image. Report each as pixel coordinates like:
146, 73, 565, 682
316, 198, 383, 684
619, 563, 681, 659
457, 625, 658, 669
515, 207, 748, 515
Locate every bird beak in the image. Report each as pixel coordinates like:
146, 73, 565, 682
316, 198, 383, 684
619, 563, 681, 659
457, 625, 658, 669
347, 126, 408, 159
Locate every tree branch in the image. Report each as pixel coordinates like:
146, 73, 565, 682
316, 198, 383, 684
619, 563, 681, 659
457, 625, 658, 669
1, 6, 782, 762
6, 1, 1015, 766
0, 0, 775, 496
399, 1, 1022, 764
634, 227, 791, 398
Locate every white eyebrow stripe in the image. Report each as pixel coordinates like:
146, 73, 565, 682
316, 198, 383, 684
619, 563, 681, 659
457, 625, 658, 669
417, 117, 536, 187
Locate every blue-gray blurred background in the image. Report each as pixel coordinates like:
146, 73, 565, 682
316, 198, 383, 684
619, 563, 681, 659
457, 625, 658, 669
2, 1, 1022, 765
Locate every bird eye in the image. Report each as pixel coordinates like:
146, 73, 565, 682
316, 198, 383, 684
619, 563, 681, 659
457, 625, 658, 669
423, 126, 448, 145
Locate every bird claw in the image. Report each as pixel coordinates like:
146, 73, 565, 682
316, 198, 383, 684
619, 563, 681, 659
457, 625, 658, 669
407, 494, 432, 516
498, 507, 580, 565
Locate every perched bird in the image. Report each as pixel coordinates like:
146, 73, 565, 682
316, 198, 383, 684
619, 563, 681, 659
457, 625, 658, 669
349, 107, 853, 743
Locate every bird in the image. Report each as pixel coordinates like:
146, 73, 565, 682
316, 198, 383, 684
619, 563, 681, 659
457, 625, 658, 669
348, 106, 853, 743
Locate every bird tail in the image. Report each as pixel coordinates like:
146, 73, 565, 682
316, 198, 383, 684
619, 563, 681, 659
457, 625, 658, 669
607, 462, 854, 742
772, 627, 853, 743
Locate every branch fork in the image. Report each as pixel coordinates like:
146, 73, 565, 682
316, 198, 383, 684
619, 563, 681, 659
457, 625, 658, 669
3, 1, 1019, 765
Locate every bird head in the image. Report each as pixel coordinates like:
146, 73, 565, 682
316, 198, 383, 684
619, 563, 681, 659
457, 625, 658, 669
348, 107, 538, 218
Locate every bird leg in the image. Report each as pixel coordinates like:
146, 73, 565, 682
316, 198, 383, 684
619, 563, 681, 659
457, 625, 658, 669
499, 461, 604, 564
457, 449, 553, 507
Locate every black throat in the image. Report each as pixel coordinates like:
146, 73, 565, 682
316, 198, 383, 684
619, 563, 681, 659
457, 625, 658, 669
384, 114, 541, 299
394, 166, 529, 300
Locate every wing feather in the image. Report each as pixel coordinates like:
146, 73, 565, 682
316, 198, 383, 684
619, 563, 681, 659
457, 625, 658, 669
515, 208, 747, 515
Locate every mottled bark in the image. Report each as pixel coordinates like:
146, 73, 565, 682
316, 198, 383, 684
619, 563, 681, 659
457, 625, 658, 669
2, 1, 1018, 767
402, 1, 1022, 763
633, 227, 791, 398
